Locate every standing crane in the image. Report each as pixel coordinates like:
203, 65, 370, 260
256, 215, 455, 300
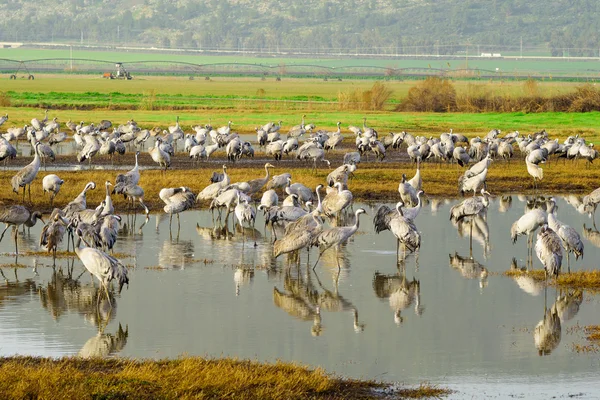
0, 205, 44, 257
512, 208, 548, 269
373, 202, 421, 260
11, 141, 41, 203
535, 224, 563, 281
160, 187, 196, 232
42, 174, 64, 207
74, 228, 129, 308
311, 208, 367, 271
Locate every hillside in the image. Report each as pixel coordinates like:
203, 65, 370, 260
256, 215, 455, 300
0, 0, 598, 57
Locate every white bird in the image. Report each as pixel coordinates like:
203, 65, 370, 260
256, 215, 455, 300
77, 133, 101, 167
74, 228, 129, 307
398, 173, 418, 207
259, 189, 279, 212
322, 182, 353, 218
525, 157, 544, 190
160, 187, 195, 231
266, 173, 291, 191
149, 137, 171, 170
234, 193, 257, 246
197, 165, 230, 203
512, 208, 547, 268
42, 174, 64, 206
11, 142, 42, 203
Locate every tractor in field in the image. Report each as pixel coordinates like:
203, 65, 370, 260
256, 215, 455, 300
103, 63, 132, 79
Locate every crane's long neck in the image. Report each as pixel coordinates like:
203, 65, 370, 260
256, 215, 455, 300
134, 153, 139, 170
315, 187, 323, 212
264, 165, 270, 180
354, 211, 362, 230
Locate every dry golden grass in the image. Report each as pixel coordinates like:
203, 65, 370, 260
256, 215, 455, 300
1, 155, 599, 214
504, 269, 600, 290
0, 356, 450, 399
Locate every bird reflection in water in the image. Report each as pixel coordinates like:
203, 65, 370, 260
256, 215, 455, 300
119, 212, 149, 236
498, 195, 512, 213
553, 289, 583, 324
196, 222, 234, 241
452, 212, 490, 259
534, 287, 561, 356
373, 260, 423, 326
38, 263, 117, 327
78, 323, 128, 359
273, 265, 365, 335
0, 274, 37, 309
509, 258, 544, 297
582, 224, 600, 249
449, 252, 488, 289
273, 269, 322, 336
158, 238, 195, 270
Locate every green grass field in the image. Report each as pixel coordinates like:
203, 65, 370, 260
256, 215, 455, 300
1, 47, 600, 78
1, 74, 598, 141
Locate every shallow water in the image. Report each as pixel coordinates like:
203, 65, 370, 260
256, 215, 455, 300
0, 196, 599, 398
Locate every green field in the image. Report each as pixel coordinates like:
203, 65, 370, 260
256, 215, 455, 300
1, 47, 600, 79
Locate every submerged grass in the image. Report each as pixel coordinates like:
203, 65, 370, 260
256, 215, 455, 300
504, 269, 600, 291
0, 356, 450, 399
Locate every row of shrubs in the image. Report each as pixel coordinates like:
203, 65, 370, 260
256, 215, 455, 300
396, 77, 600, 113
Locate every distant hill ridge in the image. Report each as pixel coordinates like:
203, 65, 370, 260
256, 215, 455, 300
0, 0, 598, 56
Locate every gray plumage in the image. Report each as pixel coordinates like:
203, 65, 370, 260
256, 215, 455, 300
343, 152, 361, 165
266, 173, 291, 190
274, 210, 323, 258
12, 142, 42, 202
0, 205, 44, 254
63, 182, 96, 218
547, 201, 583, 270
458, 167, 488, 196
373, 202, 421, 255
322, 182, 352, 218
398, 174, 418, 207
74, 229, 129, 307
311, 209, 367, 270
197, 165, 230, 202
535, 224, 563, 278
39, 212, 68, 262
244, 163, 275, 195
450, 189, 491, 222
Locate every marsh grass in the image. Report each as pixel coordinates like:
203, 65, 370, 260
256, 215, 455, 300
0, 356, 450, 399
504, 269, 600, 290
0, 156, 598, 213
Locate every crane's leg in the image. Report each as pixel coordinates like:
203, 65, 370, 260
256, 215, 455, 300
0, 224, 10, 243
13, 226, 18, 256
177, 213, 181, 232
567, 251, 571, 274
22, 186, 26, 203
312, 250, 325, 271
469, 219, 474, 258
169, 213, 173, 232
28, 184, 32, 204
103, 283, 112, 308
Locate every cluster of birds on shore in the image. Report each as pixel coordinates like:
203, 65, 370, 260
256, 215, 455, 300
1, 111, 599, 308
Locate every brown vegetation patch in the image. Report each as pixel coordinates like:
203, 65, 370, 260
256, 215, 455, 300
398, 79, 600, 112
0, 356, 450, 399
504, 269, 600, 291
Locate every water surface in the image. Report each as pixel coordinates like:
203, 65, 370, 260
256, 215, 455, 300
0, 196, 599, 398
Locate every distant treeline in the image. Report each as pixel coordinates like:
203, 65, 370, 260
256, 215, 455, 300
0, 0, 599, 57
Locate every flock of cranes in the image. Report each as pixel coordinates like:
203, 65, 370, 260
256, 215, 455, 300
0, 111, 599, 309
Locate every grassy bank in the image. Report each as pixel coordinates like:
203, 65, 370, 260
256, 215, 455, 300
504, 269, 600, 291
0, 356, 450, 399
1, 154, 598, 214
1, 107, 600, 143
